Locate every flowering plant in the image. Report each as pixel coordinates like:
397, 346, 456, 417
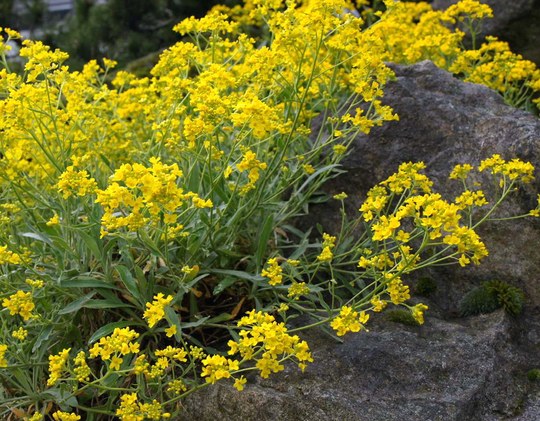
0, 0, 538, 419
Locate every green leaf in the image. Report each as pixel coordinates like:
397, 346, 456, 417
209, 269, 264, 282
206, 313, 233, 323
82, 299, 133, 310
19, 232, 52, 245
59, 276, 120, 290
213, 276, 238, 295
58, 292, 96, 315
77, 229, 103, 262
116, 265, 142, 305
88, 321, 136, 344
32, 325, 53, 353
181, 316, 210, 329
255, 214, 274, 270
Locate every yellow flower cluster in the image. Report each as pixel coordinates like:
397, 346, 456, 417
73, 351, 91, 382
116, 393, 170, 421
56, 166, 98, 199
47, 348, 71, 386
287, 282, 310, 300
52, 411, 81, 421
387, 276, 411, 305
143, 293, 174, 328
89, 327, 140, 371
478, 154, 535, 184
2, 290, 35, 320
200, 354, 240, 384
359, 160, 494, 269
411, 303, 429, 325
228, 310, 313, 377
330, 306, 370, 336
317, 233, 337, 262
261, 257, 283, 286
0, 245, 25, 265
11, 327, 28, 341
236, 149, 268, 195
96, 158, 211, 236
367, 0, 540, 111
0, 344, 8, 368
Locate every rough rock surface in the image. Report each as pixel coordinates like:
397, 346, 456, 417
180, 311, 539, 421
181, 62, 540, 420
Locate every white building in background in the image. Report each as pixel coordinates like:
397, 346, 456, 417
11, 0, 108, 38
12, 0, 109, 21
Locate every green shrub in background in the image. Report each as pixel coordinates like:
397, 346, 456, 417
459, 280, 525, 316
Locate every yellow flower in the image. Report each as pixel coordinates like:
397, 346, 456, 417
234, 376, 247, 391
46, 214, 60, 226
411, 303, 429, 324
165, 324, 177, 337
370, 295, 387, 312
201, 354, 240, 384
56, 166, 97, 199
25, 278, 44, 288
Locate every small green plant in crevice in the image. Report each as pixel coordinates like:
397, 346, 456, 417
414, 277, 438, 297
459, 280, 524, 317
527, 368, 540, 382
385, 309, 422, 326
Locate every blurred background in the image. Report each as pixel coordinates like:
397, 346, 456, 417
1, 0, 538, 72
0, 0, 238, 70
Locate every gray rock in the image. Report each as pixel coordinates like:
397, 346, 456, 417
180, 311, 538, 420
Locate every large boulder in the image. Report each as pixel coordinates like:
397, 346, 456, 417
180, 311, 539, 420
181, 62, 540, 420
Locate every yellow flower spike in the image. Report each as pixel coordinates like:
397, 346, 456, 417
0, 344, 8, 368
411, 303, 429, 324
73, 351, 91, 382
261, 258, 283, 286
47, 348, 71, 386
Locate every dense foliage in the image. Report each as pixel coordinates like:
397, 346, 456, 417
0, 0, 539, 419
